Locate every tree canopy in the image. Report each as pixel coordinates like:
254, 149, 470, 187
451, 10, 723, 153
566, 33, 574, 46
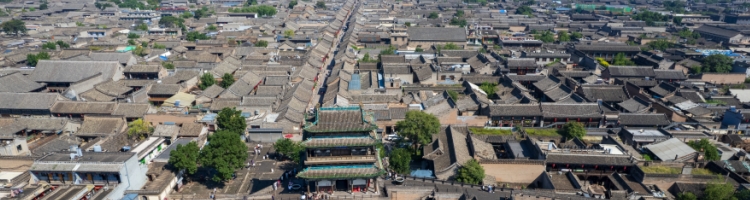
186, 31, 210, 41
428, 12, 439, 19
535, 31, 554, 43
42, 42, 56, 50
570, 32, 583, 40
687, 139, 720, 161
158, 16, 185, 28
284, 30, 295, 38
562, 122, 586, 139
200, 130, 248, 182
704, 180, 737, 200
646, 40, 675, 51
26, 52, 50, 67
229, 5, 277, 16
612, 53, 635, 66
479, 82, 497, 97
199, 73, 216, 90
220, 73, 235, 88
516, 6, 533, 16
632, 11, 668, 26
217, 107, 247, 134
1, 19, 26, 36
558, 31, 570, 42
288, 0, 297, 8
169, 141, 200, 175
254, 40, 268, 47
396, 111, 441, 148
316, 1, 326, 9
450, 18, 468, 27
676, 192, 697, 200
127, 118, 152, 140
274, 138, 305, 164
56, 41, 70, 48
701, 54, 733, 73
455, 159, 485, 184
389, 148, 412, 174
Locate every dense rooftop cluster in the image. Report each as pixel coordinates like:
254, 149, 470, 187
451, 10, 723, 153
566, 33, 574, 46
2, 0, 750, 199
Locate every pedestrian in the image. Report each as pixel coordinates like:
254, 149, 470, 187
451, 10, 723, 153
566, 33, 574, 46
288, 181, 293, 190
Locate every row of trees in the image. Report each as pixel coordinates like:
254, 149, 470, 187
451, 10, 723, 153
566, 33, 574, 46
198, 73, 236, 90
228, 5, 277, 17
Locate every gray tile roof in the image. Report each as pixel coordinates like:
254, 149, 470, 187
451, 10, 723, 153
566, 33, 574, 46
0, 92, 58, 111
113, 103, 150, 118
28, 60, 121, 83
643, 138, 697, 161
541, 103, 602, 118
487, 104, 542, 117
51, 101, 116, 114
546, 154, 633, 165
618, 113, 670, 126
617, 96, 651, 113
0, 72, 44, 92
148, 84, 182, 96
580, 85, 630, 102
607, 66, 656, 77
407, 27, 467, 42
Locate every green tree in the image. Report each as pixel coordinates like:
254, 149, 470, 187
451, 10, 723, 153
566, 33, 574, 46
200, 130, 248, 182
254, 40, 268, 47
1, 19, 27, 36
220, 73, 235, 88
216, 107, 247, 134
128, 33, 140, 39
479, 82, 497, 96
447, 90, 458, 100
673, 17, 683, 25
127, 118, 152, 140
687, 139, 720, 161
274, 138, 305, 164
26, 52, 50, 67
450, 18, 468, 27
136, 23, 148, 31
288, 0, 297, 8
127, 39, 136, 45
133, 45, 147, 56
247, 0, 257, 5
94, 2, 112, 10
158, 16, 185, 28
186, 31, 210, 41
76, 22, 84, 27
316, 1, 326, 9
199, 73, 216, 90
443, 43, 460, 50
646, 39, 674, 51
428, 12, 439, 19
206, 24, 218, 31
153, 43, 166, 49
229, 5, 277, 16
735, 189, 750, 200
562, 122, 586, 139
613, 53, 635, 65
168, 141, 200, 175
404, 22, 411, 27
181, 11, 194, 19
571, 32, 583, 40
39, 3, 47, 10
395, 111, 441, 149
284, 30, 295, 38
455, 159, 485, 184
704, 180, 737, 200
676, 192, 697, 200
702, 54, 733, 73
194, 7, 209, 19
535, 31, 555, 43
41, 42, 56, 50
632, 11, 668, 26
389, 148, 412, 174
455, 10, 464, 17
516, 5, 533, 16
414, 47, 423, 52
56, 41, 70, 48
162, 62, 175, 69
663, 0, 686, 13
558, 31, 570, 42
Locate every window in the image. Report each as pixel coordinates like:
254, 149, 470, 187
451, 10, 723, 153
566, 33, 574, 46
16, 145, 22, 152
